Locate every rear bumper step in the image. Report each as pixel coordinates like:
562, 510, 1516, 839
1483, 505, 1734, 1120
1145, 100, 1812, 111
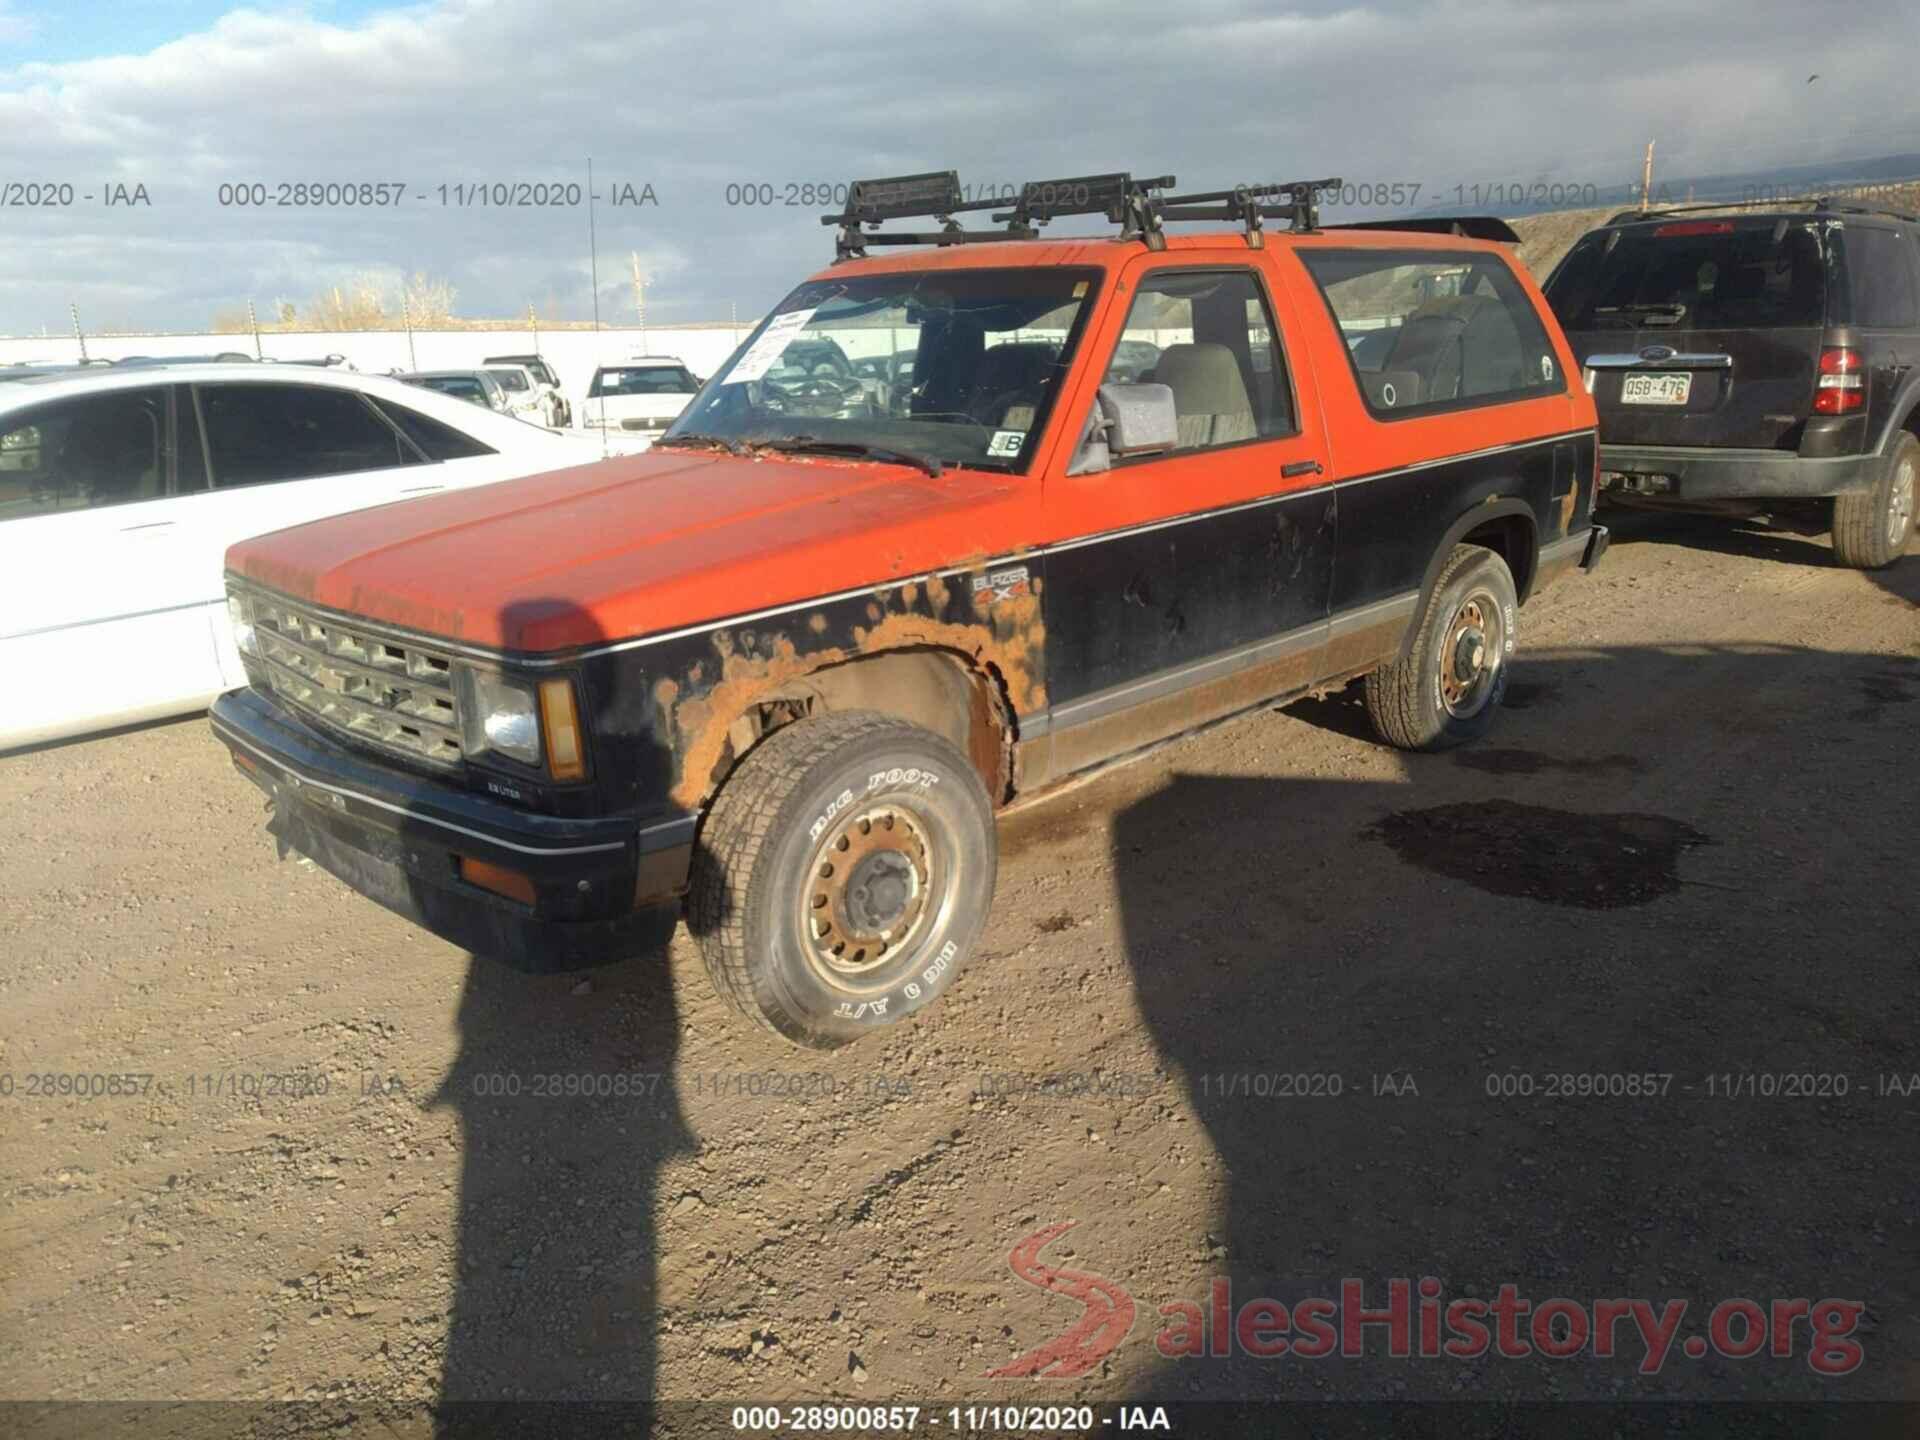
1598, 445, 1877, 501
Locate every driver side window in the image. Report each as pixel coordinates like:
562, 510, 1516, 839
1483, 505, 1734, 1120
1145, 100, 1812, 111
1101, 270, 1296, 453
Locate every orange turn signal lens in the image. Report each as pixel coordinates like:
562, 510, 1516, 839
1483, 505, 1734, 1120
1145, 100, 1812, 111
538, 678, 586, 782
458, 855, 537, 906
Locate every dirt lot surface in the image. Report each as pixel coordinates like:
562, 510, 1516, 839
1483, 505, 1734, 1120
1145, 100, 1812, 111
2, 509, 1917, 1427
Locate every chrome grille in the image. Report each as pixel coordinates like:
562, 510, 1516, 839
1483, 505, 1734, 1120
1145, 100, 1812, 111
246, 593, 464, 770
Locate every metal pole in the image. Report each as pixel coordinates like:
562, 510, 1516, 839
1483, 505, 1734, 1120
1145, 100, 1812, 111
1640, 140, 1656, 210
71, 302, 87, 363
404, 297, 417, 371
587, 158, 606, 456
248, 299, 262, 359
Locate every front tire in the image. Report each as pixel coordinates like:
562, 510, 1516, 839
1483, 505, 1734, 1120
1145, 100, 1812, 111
687, 711, 997, 1049
1364, 543, 1518, 751
1831, 432, 1917, 570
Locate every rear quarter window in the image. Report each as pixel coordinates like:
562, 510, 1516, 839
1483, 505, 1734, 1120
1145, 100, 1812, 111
1841, 226, 1919, 329
1300, 248, 1563, 420
369, 397, 497, 460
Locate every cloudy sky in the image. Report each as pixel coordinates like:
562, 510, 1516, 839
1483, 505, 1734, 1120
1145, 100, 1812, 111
1, 0, 1916, 335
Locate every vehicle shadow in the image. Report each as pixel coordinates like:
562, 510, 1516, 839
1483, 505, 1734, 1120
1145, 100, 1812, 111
1602, 499, 1918, 575
1110, 643, 1918, 1415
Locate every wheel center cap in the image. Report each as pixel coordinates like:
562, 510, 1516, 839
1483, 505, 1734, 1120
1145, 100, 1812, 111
847, 850, 915, 933
1457, 629, 1486, 676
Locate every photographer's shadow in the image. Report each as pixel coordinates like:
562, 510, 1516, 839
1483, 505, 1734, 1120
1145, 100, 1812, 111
407, 597, 697, 1426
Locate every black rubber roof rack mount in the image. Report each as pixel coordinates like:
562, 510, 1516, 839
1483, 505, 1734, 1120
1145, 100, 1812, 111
823, 169, 1181, 260
1156, 178, 1341, 246
995, 173, 1178, 250
823, 170, 1018, 261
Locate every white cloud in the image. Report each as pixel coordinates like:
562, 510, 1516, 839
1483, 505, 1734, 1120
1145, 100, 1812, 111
2, 0, 1918, 333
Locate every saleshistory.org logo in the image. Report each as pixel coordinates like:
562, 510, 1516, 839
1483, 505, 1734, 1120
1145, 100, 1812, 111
987, 1224, 1866, 1378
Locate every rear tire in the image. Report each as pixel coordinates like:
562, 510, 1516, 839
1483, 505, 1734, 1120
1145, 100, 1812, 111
1831, 432, 1917, 570
1365, 544, 1518, 751
687, 711, 997, 1049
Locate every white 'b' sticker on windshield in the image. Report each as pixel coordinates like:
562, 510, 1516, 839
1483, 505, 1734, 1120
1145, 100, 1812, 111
725, 307, 818, 384
987, 429, 1026, 457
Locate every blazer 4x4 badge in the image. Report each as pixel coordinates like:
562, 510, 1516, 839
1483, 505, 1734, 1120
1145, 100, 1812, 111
973, 565, 1032, 605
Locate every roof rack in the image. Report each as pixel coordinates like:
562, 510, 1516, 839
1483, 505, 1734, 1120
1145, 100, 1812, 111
823, 170, 1344, 260
1607, 197, 1919, 225
1151, 179, 1340, 247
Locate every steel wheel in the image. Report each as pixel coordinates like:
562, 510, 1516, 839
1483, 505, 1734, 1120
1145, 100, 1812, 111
799, 803, 943, 986
1437, 589, 1506, 720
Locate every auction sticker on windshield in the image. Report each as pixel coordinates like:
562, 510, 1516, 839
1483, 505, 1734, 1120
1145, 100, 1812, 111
727, 307, 819, 384
987, 429, 1026, 457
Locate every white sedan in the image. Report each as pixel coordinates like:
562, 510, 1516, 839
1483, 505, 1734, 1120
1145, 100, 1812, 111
0, 363, 599, 749
577, 358, 702, 453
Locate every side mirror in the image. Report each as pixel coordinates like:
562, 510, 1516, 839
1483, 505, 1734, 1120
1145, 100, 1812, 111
1067, 382, 1178, 475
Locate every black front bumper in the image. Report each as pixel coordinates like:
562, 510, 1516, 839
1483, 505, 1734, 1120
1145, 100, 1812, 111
209, 687, 691, 971
1599, 445, 1877, 501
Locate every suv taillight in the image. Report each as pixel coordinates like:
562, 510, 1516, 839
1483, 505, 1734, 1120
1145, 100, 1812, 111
1814, 346, 1864, 414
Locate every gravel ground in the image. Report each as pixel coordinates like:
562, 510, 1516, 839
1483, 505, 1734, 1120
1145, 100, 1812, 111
1, 508, 1916, 1422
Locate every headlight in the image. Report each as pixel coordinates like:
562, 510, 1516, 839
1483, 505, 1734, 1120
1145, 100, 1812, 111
462, 669, 541, 766
227, 593, 258, 657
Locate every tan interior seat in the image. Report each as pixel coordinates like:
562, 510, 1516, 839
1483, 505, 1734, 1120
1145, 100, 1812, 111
1150, 343, 1257, 448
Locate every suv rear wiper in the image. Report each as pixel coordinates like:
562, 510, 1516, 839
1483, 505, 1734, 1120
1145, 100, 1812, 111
653, 432, 750, 456
1593, 303, 1688, 327
757, 435, 945, 479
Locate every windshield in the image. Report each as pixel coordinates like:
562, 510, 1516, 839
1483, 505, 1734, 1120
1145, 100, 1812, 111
1548, 219, 1831, 331
664, 267, 1100, 472
418, 377, 485, 404
490, 358, 556, 385
590, 366, 697, 397
488, 369, 530, 392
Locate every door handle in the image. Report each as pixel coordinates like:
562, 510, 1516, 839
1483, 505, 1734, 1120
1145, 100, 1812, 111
1282, 459, 1325, 478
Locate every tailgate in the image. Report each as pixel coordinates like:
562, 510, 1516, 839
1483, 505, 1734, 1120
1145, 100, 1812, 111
1568, 327, 1822, 449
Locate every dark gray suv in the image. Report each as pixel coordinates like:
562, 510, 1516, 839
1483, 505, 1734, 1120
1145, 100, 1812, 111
1546, 202, 1918, 568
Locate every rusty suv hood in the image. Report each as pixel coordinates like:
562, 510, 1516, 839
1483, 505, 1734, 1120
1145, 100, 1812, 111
227, 449, 1030, 652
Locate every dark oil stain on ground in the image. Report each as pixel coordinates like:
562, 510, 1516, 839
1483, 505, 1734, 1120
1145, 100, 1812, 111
1452, 748, 1647, 778
1848, 671, 1915, 724
1367, 799, 1710, 909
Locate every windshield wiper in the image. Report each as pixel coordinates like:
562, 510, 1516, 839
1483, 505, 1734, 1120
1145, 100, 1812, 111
757, 435, 945, 479
653, 432, 750, 456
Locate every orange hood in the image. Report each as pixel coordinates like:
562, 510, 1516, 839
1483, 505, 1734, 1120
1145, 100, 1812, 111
227, 449, 1030, 653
